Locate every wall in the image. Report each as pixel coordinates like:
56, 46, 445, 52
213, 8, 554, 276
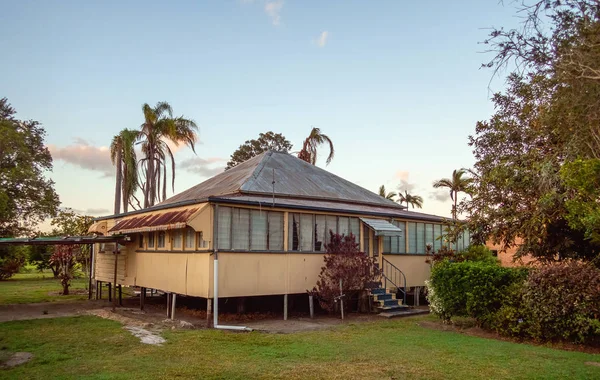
486, 238, 536, 267
382, 254, 431, 288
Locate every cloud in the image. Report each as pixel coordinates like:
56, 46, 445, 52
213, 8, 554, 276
59, 206, 110, 216
429, 189, 450, 202
180, 157, 226, 177
48, 139, 113, 177
316, 31, 329, 47
264, 0, 284, 25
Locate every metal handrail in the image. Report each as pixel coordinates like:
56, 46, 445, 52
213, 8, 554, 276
380, 257, 407, 305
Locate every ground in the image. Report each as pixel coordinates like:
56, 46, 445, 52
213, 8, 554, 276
1, 273, 600, 379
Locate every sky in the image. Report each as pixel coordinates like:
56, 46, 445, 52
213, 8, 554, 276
1, 0, 522, 226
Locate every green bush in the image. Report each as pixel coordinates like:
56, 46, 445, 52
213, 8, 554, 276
428, 261, 528, 324
522, 261, 600, 343
0, 246, 27, 280
458, 245, 499, 265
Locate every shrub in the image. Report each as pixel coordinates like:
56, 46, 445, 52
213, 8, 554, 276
50, 245, 76, 295
0, 246, 26, 280
310, 232, 379, 313
428, 261, 528, 324
522, 261, 600, 343
458, 245, 499, 265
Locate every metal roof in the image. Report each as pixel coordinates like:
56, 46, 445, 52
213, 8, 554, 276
360, 218, 404, 237
108, 207, 200, 234
0, 235, 129, 246
157, 151, 405, 210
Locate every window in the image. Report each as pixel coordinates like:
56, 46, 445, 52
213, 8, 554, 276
425, 224, 434, 252
338, 217, 349, 238
217, 207, 232, 250
349, 218, 360, 243
416, 223, 425, 254
383, 220, 406, 254
300, 214, 314, 251
407, 222, 417, 253
232, 208, 250, 250
148, 232, 155, 249
363, 224, 370, 254
185, 227, 195, 249
289, 214, 359, 252
434, 224, 442, 251
197, 231, 206, 249
157, 231, 166, 248
250, 209, 267, 250
218, 206, 284, 251
138, 234, 144, 249
173, 229, 183, 249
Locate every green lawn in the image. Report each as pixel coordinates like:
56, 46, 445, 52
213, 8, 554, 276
0, 316, 599, 379
0, 275, 88, 305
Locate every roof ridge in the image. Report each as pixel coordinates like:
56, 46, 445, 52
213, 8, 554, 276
239, 151, 273, 193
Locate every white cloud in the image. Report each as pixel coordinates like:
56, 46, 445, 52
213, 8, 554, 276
48, 139, 113, 177
180, 157, 226, 178
264, 0, 284, 26
429, 189, 450, 202
316, 31, 329, 47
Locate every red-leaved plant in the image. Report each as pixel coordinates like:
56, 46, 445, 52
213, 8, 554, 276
50, 245, 76, 295
309, 232, 380, 313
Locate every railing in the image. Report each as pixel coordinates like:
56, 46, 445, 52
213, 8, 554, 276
381, 257, 407, 305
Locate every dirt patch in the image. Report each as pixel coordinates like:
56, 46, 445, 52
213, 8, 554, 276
124, 326, 165, 345
47, 289, 88, 297
418, 319, 600, 355
585, 362, 600, 367
0, 300, 105, 322
85, 309, 153, 328
1, 352, 33, 369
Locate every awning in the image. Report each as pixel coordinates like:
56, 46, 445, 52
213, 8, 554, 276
88, 220, 108, 235
108, 206, 201, 234
360, 218, 403, 237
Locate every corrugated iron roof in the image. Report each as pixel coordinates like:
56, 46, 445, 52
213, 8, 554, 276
108, 207, 199, 234
0, 235, 128, 246
158, 151, 405, 210
360, 218, 404, 237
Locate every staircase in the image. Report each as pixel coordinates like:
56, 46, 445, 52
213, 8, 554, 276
370, 287, 411, 317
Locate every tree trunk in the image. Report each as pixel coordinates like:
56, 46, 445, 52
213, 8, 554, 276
145, 148, 154, 208
114, 148, 122, 215
122, 164, 128, 213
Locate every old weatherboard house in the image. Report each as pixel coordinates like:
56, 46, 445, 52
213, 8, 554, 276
88, 151, 470, 317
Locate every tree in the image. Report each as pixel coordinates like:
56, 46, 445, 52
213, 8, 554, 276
50, 245, 76, 295
464, 0, 600, 261
298, 127, 334, 165
433, 169, 473, 219
50, 208, 94, 277
0, 246, 27, 280
226, 132, 292, 170
138, 102, 198, 208
110, 129, 139, 213
310, 232, 379, 313
378, 185, 396, 201
396, 190, 423, 209
0, 98, 59, 237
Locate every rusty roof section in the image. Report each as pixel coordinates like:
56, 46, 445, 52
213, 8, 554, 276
108, 207, 199, 234
158, 151, 406, 210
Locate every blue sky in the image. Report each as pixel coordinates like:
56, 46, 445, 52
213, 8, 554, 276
1, 0, 520, 224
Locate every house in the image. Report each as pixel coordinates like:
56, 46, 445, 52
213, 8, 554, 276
88, 151, 469, 318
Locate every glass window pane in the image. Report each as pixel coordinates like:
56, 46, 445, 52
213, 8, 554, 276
158, 231, 166, 248
148, 232, 155, 249
185, 227, 195, 249
338, 217, 349, 238
383, 237, 391, 253
434, 224, 442, 251
425, 224, 434, 253
217, 206, 232, 250
325, 215, 337, 244
173, 230, 183, 249
250, 210, 267, 250
288, 213, 299, 251
349, 218, 360, 243
138, 234, 144, 249
363, 225, 370, 254
232, 208, 250, 250
315, 215, 326, 252
408, 222, 417, 253
397, 221, 406, 254
464, 229, 470, 249
300, 214, 314, 251
416, 223, 425, 254
197, 231, 206, 249
268, 212, 284, 251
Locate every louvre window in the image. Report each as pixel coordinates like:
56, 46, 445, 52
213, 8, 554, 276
416, 223, 425, 254
185, 227, 195, 249
250, 210, 268, 250
434, 224, 443, 251
217, 206, 232, 250
425, 224, 434, 252
383, 220, 406, 254
148, 233, 155, 249
218, 206, 284, 251
173, 230, 183, 249
407, 222, 417, 253
157, 231, 166, 248
268, 212, 284, 250
289, 213, 359, 252
363, 225, 370, 253
232, 208, 250, 250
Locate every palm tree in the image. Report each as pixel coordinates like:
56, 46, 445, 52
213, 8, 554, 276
110, 129, 139, 214
433, 169, 473, 219
378, 185, 396, 201
396, 190, 423, 209
138, 102, 198, 208
298, 127, 334, 165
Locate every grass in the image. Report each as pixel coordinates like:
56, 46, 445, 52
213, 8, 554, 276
0, 315, 599, 379
0, 271, 88, 305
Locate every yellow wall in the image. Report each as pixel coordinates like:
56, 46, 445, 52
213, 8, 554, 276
94, 251, 127, 283
382, 254, 431, 287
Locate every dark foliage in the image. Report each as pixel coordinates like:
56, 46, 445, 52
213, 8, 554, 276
226, 132, 292, 170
